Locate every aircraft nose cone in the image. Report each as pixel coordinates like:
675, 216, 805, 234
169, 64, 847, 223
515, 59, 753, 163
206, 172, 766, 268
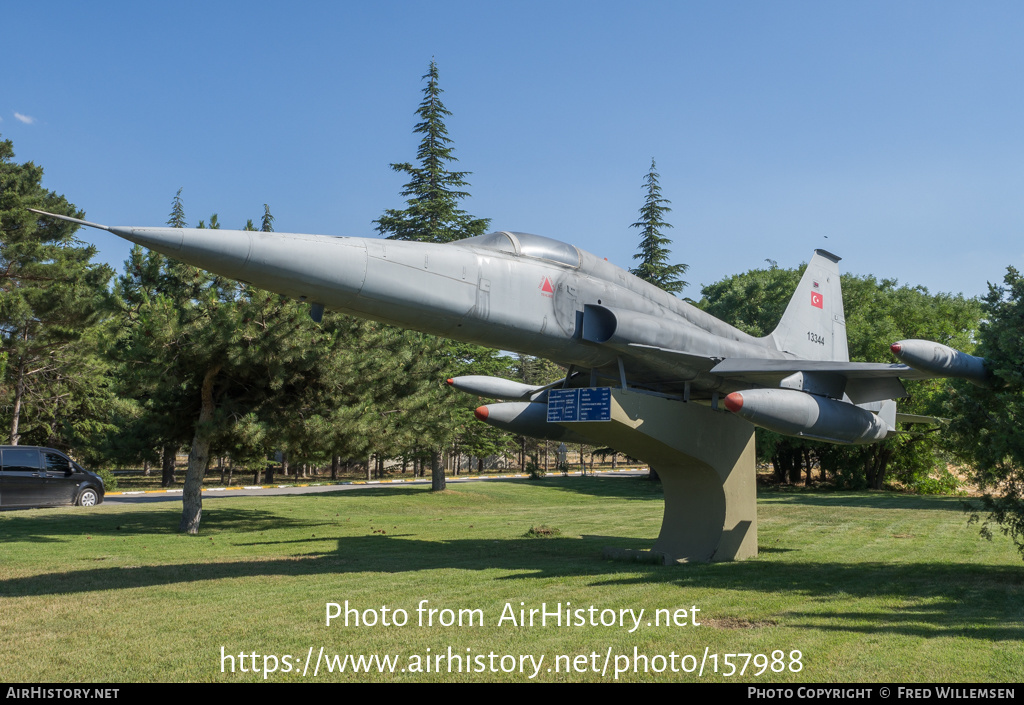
474, 406, 489, 421
446, 378, 454, 386
890, 343, 902, 355
723, 392, 744, 413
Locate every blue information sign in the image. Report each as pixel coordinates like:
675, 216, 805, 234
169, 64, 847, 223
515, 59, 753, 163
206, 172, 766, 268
547, 388, 611, 423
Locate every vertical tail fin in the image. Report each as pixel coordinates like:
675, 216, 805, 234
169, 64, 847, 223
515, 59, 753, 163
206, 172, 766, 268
768, 249, 849, 362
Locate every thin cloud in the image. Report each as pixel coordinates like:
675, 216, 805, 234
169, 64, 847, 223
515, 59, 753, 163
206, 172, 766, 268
14, 113, 35, 124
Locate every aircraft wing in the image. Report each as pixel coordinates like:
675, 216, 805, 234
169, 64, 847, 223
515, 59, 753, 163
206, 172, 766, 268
620, 345, 937, 404
709, 358, 937, 404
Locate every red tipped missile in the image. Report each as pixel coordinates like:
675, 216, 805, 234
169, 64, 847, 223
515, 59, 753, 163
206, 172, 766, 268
890, 339, 991, 387
446, 375, 548, 400
722, 388, 890, 445
473, 402, 592, 443
723, 392, 743, 413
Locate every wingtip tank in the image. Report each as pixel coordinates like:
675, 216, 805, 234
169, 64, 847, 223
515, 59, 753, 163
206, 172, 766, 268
890, 339, 992, 387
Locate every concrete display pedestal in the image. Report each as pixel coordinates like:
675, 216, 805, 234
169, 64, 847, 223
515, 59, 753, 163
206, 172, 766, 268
564, 390, 757, 564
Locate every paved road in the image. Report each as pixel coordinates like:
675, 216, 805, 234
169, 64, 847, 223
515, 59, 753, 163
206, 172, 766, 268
103, 469, 650, 505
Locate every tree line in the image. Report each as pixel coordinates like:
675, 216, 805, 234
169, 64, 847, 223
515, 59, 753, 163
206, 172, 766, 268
1, 60, 1022, 557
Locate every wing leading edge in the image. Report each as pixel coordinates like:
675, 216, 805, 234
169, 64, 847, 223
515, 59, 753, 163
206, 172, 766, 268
709, 358, 934, 404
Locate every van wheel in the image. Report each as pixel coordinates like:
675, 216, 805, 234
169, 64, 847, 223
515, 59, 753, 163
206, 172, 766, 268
77, 488, 99, 507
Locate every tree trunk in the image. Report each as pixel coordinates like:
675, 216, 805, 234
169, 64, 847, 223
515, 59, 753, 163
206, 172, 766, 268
161, 444, 176, 487
788, 458, 802, 485
331, 455, 340, 480
868, 446, 892, 490
179, 364, 221, 534
9, 356, 26, 445
431, 449, 446, 491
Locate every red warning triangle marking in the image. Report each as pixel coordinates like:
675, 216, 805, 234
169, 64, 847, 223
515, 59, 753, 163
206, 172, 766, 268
541, 277, 554, 293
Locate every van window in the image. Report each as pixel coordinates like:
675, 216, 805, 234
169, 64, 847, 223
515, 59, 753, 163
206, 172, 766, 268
44, 452, 71, 473
2, 448, 40, 472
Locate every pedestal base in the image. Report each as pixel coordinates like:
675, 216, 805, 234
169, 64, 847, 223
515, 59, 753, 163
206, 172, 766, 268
566, 390, 757, 563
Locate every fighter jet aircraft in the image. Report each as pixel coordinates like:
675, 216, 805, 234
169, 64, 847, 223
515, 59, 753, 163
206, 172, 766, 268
29, 210, 989, 445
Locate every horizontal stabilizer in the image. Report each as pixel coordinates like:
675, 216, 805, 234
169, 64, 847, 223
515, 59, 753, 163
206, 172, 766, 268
895, 413, 948, 426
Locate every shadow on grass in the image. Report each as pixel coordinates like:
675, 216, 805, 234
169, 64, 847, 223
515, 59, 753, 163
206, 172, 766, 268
2, 518, 1022, 642
523, 476, 664, 501
0, 505, 326, 538
3, 487, 1020, 643
756, 488, 973, 512
308, 475, 665, 502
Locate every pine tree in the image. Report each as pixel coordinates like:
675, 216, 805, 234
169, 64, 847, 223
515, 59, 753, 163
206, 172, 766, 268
112, 194, 326, 531
374, 60, 490, 243
0, 135, 114, 449
373, 61, 496, 490
630, 159, 687, 294
167, 188, 187, 228
261, 204, 275, 233
947, 267, 1024, 559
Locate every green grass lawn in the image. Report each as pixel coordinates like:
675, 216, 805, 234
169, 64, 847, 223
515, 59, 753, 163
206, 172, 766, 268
1, 478, 1021, 682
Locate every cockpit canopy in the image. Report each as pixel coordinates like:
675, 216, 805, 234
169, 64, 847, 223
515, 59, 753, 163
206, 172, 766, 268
452, 231, 581, 268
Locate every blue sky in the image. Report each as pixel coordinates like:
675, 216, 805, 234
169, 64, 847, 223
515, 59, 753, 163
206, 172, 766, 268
5, 1, 1023, 299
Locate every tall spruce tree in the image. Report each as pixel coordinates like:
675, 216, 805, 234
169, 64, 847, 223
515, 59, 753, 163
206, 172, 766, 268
168, 188, 187, 228
374, 61, 496, 491
374, 60, 489, 243
261, 204, 275, 233
630, 159, 687, 294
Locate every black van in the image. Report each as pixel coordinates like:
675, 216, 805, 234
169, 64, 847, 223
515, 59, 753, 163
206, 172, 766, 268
0, 446, 105, 509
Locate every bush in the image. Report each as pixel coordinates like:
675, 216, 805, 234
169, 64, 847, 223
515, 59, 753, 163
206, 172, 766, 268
523, 525, 561, 538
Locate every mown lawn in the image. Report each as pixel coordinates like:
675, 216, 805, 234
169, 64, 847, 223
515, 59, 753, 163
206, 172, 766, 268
1, 478, 1021, 682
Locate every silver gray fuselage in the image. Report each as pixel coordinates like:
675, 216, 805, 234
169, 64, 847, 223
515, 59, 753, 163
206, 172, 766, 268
109, 226, 792, 397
